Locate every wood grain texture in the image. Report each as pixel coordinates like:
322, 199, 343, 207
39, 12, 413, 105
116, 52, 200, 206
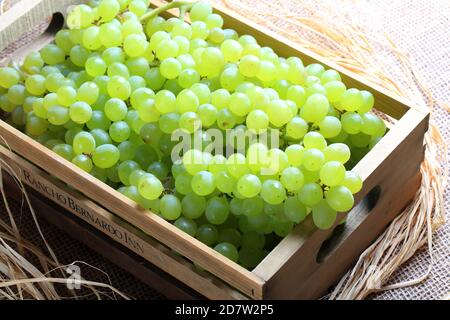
0, 145, 246, 300
0, 0, 429, 300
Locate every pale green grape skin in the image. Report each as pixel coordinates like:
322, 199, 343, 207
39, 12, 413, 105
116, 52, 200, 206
182, 193, 207, 219
0, 67, 20, 89
69, 101, 93, 124
340, 88, 363, 112
215, 171, 235, 194
90, 128, 112, 146
320, 161, 346, 187
326, 185, 354, 212
285, 144, 304, 167
302, 148, 325, 172
107, 76, 131, 100
260, 180, 286, 205
138, 174, 164, 201
246, 109, 269, 133
323, 143, 351, 164
312, 199, 337, 230
341, 171, 363, 194
25, 75, 46, 96
98, 0, 121, 22
206, 196, 230, 225
266, 99, 292, 128
284, 196, 308, 223
109, 121, 131, 143
191, 171, 216, 196
118, 160, 141, 185
298, 182, 323, 207
73, 131, 96, 155
237, 174, 261, 198
67, 4, 94, 29
105, 98, 128, 121
175, 217, 197, 237
92, 144, 120, 169
47, 106, 70, 126
324, 80, 346, 103
303, 132, 327, 150
77, 82, 99, 105
215, 243, 239, 262
286, 116, 308, 139
300, 93, 329, 124
280, 167, 304, 192
160, 195, 182, 221
319, 116, 342, 139
196, 224, 218, 246
72, 154, 93, 173
53, 144, 74, 161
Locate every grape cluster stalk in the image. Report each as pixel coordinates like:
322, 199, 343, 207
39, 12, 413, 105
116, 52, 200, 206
0, 0, 387, 268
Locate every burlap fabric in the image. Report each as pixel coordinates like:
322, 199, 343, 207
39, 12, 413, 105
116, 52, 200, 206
0, 0, 448, 299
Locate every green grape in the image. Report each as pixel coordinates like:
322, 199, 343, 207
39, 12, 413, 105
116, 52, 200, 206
300, 93, 329, 124
67, 4, 94, 29
25, 114, 48, 136
326, 185, 354, 212
65, 127, 83, 145
220, 66, 244, 92
181, 193, 206, 219
191, 171, 216, 196
82, 26, 102, 50
211, 89, 230, 110
298, 182, 323, 207
104, 98, 128, 121
134, 144, 158, 169
147, 161, 169, 180
182, 149, 206, 175
206, 196, 230, 225
360, 113, 384, 136
240, 197, 264, 217
69, 101, 92, 124
219, 228, 242, 248
158, 113, 180, 134
267, 99, 292, 127
25, 75, 46, 96
286, 85, 306, 108
176, 89, 200, 113
321, 69, 341, 83
230, 198, 244, 216
228, 92, 251, 117
246, 86, 270, 110
286, 116, 308, 139
92, 144, 120, 168
145, 16, 166, 37
341, 112, 363, 134
312, 199, 337, 230
126, 57, 150, 77
99, 22, 123, 48
117, 160, 140, 185
129, 169, 146, 186
191, 83, 211, 105
340, 88, 363, 112
98, 0, 120, 22
341, 171, 362, 194
323, 143, 351, 164
109, 121, 131, 142
122, 18, 144, 38
155, 90, 176, 114
178, 69, 201, 89
45, 74, 65, 94
320, 161, 346, 186
260, 180, 286, 205
77, 81, 99, 105
285, 144, 304, 167
175, 172, 193, 195
221, 39, 242, 62
107, 75, 131, 100
196, 224, 218, 246
11, 106, 26, 126
53, 144, 74, 161
283, 196, 307, 224
107, 62, 130, 78
72, 154, 93, 172
319, 116, 342, 138
190, 2, 213, 22
359, 90, 375, 114
303, 132, 327, 150
56, 86, 77, 107
324, 80, 346, 103
128, 75, 146, 91
197, 104, 217, 128
239, 246, 263, 269
90, 128, 112, 146
239, 55, 260, 78
226, 153, 249, 179
69, 45, 90, 67
40, 44, 65, 65
7, 84, 26, 105
265, 149, 289, 175
138, 173, 163, 200
246, 110, 269, 133
214, 243, 239, 262
235, 174, 261, 198
175, 217, 197, 237
302, 148, 325, 171
178, 112, 200, 133
280, 167, 304, 192
102, 47, 125, 65
87, 110, 111, 131
47, 105, 70, 125
215, 171, 235, 194
160, 58, 182, 80
128, 0, 147, 17
160, 194, 182, 221
191, 21, 209, 40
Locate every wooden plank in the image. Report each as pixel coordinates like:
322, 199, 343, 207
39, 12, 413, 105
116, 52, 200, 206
254, 108, 429, 298
0, 146, 247, 300
3, 172, 202, 300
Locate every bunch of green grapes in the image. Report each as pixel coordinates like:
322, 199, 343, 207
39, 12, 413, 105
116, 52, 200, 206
0, 0, 386, 269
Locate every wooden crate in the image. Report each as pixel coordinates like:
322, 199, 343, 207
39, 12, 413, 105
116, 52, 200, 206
0, 0, 429, 299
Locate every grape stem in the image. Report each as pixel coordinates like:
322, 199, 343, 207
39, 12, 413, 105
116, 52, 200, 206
140, 1, 194, 23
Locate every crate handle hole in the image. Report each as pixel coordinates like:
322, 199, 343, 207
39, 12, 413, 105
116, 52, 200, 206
45, 12, 65, 35
316, 185, 382, 264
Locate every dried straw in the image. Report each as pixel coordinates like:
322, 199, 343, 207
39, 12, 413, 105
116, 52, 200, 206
215, 0, 448, 299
